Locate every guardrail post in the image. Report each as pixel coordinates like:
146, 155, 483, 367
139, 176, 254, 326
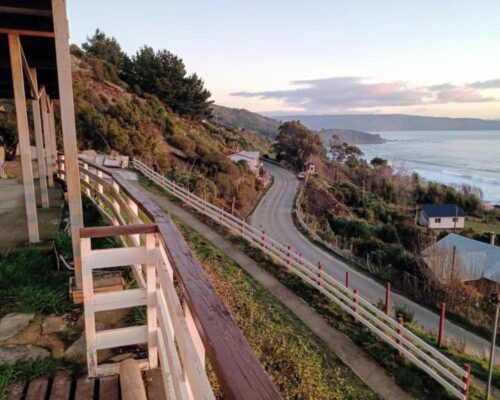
287, 245, 292, 270
353, 289, 359, 322
187, 187, 191, 206
172, 180, 176, 196
397, 315, 404, 356
463, 363, 471, 400
345, 271, 350, 289
261, 230, 266, 251
438, 302, 446, 348
385, 282, 391, 315
317, 262, 324, 287
82, 162, 90, 196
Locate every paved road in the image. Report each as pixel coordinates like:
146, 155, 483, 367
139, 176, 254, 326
250, 161, 500, 363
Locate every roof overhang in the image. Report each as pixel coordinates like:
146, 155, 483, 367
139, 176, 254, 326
0, 1, 59, 100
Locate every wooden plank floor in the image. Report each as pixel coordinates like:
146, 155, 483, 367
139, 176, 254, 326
6, 369, 166, 400
6, 373, 120, 400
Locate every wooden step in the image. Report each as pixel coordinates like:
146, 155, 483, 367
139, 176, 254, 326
92, 288, 147, 312
88, 246, 147, 269
95, 325, 148, 350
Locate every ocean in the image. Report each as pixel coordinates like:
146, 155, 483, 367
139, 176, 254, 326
359, 131, 500, 205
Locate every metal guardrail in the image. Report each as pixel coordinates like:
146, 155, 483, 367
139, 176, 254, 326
133, 158, 472, 400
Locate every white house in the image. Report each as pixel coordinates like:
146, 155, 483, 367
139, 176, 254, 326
417, 204, 466, 229
228, 151, 262, 174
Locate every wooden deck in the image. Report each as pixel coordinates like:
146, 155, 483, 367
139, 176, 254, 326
6, 369, 165, 400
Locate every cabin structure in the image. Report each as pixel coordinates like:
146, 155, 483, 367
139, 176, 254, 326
227, 150, 262, 174
417, 204, 466, 229
0, 2, 280, 398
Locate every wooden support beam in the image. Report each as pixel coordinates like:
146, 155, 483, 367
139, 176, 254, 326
29, 68, 49, 208
52, 0, 84, 289
21, 48, 38, 99
8, 34, 39, 243
40, 90, 54, 187
48, 99, 58, 162
0, 28, 55, 38
0, 6, 53, 17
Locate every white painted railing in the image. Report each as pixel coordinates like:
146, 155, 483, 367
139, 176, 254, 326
133, 158, 472, 400
57, 154, 282, 400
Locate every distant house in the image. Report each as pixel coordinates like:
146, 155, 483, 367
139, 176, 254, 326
417, 204, 466, 229
422, 233, 500, 286
305, 161, 316, 175
228, 151, 262, 174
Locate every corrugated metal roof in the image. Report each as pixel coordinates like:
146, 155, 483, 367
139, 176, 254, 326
421, 204, 466, 218
422, 233, 500, 282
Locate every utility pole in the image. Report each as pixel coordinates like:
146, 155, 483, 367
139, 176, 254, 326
454, 206, 458, 233
486, 293, 500, 400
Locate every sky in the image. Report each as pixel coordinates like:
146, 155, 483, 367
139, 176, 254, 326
67, 1, 500, 118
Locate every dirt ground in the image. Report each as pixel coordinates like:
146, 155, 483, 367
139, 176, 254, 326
0, 157, 64, 251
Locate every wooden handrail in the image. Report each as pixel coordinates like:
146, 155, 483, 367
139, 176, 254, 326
80, 224, 158, 239
76, 157, 281, 400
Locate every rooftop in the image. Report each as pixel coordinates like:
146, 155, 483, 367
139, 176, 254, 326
420, 204, 466, 218
422, 233, 500, 282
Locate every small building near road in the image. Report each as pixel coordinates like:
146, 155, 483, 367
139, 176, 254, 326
417, 204, 466, 229
228, 150, 262, 174
422, 233, 500, 288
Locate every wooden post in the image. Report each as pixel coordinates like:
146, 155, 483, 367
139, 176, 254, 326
261, 230, 266, 251
438, 302, 446, 348
397, 315, 404, 356
48, 100, 58, 166
30, 69, 49, 208
83, 162, 90, 197
345, 271, 350, 288
58, 153, 65, 178
40, 91, 54, 187
146, 234, 158, 369
385, 282, 391, 315
184, 302, 206, 371
80, 237, 97, 377
463, 364, 471, 400
128, 197, 139, 244
53, 0, 85, 289
353, 288, 359, 323
119, 359, 147, 400
96, 169, 103, 205
112, 180, 120, 223
8, 34, 40, 243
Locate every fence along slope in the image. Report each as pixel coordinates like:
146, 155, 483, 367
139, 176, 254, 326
133, 158, 472, 400
61, 155, 282, 400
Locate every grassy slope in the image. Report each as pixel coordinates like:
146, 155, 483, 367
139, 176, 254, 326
175, 217, 379, 400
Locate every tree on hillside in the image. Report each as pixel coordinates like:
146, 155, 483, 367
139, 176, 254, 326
274, 121, 325, 170
123, 46, 212, 119
82, 29, 127, 68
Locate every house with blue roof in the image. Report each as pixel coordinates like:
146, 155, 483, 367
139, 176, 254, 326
417, 204, 466, 229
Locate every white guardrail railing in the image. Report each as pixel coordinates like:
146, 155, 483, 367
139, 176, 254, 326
132, 159, 472, 400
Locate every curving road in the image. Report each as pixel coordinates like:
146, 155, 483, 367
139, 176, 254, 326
250, 161, 500, 363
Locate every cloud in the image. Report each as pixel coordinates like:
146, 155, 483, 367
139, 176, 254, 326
467, 78, 500, 89
231, 76, 499, 113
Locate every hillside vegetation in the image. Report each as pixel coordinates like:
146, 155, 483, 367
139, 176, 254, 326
211, 104, 281, 138
66, 31, 272, 216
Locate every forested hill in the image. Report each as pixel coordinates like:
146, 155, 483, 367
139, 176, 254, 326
66, 30, 272, 216
278, 114, 500, 131
211, 104, 280, 138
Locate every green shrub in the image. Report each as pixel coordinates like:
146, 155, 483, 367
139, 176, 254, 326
393, 304, 415, 323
